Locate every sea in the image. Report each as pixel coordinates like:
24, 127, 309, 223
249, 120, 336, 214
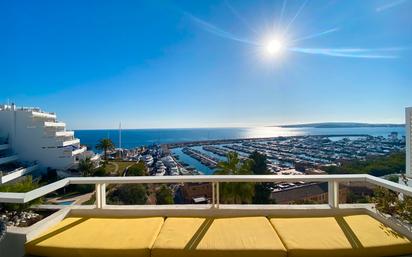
74, 126, 405, 150
74, 126, 405, 175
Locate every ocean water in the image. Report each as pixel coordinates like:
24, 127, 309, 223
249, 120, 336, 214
75, 126, 405, 150
75, 126, 405, 175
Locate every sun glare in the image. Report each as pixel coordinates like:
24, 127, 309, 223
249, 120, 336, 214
265, 39, 284, 56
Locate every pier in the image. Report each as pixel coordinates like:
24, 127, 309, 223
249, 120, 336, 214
202, 145, 229, 157
182, 147, 219, 168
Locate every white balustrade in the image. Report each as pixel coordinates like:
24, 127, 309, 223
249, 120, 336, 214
0, 175, 411, 210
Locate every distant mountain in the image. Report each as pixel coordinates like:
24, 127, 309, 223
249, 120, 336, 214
277, 122, 404, 128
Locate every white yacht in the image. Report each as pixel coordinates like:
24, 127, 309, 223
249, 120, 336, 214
142, 155, 154, 166
170, 166, 179, 176
155, 168, 166, 176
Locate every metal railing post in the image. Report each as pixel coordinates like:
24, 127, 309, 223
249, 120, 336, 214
216, 182, 220, 208
328, 181, 339, 208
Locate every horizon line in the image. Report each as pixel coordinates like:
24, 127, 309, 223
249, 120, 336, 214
71, 122, 405, 131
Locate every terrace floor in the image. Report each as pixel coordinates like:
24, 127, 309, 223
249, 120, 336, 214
25, 213, 412, 257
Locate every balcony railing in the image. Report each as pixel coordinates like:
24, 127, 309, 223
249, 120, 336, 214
31, 111, 56, 119
0, 164, 39, 184
2, 174, 412, 257
55, 131, 74, 137
71, 146, 87, 156
62, 138, 80, 147
1, 174, 411, 208
44, 121, 66, 127
0, 144, 9, 151
0, 155, 18, 165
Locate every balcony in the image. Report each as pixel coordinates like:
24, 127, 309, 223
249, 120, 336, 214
71, 146, 87, 156
0, 154, 18, 165
44, 122, 65, 128
62, 139, 80, 147
1, 175, 412, 257
55, 131, 74, 137
90, 153, 100, 162
32, 111, 56, 120
0, 163, 39, 184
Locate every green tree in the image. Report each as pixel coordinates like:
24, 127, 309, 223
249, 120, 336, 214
214, 152, 255, 204
248, 151, 274, 204
93, 166, 107, 177
253, 183, 275, 204
78, 157, 94, 177
127, 161, 147, 176
156, 185, 174, 204
397, 196, 412, 223
386, 174, 399, 183
108, 184, 147, 205
372, 187, 412, 223
96, 138, 115, 161
249, 151, 268, 175
0, 176, 41, 211
373, 187, 399, 215
323, 152, 404, 176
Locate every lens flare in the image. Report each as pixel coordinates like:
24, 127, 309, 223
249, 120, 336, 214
266, 39, 284, 56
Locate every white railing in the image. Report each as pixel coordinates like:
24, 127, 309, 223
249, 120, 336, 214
0, 155, 19, 165
32, 111, 56, 119
44, 122, 66, 127
71, 146, 87, 156
1, 175, 412, 209
0, 144, 9, 151
0, 164, 39, 184
55, 131, 74, 137
62, 139, 80, 147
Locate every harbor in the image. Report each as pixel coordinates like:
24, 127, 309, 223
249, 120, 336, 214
166, 133, 405, 175
108, 131, 405, 176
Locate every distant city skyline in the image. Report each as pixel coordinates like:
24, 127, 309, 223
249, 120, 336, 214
1, 0, 411, 129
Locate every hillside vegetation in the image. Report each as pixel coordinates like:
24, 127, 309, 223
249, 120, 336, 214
323, 152, 405, 177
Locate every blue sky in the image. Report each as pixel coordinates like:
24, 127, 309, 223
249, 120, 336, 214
0, 0, 411, 129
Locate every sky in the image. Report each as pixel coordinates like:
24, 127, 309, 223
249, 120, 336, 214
0, 0, 411, 129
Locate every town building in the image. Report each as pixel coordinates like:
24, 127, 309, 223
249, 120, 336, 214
0, 104, 97, 183
389, 131, 399, 141
181, 182, 212, 203
270, 182, 348, 204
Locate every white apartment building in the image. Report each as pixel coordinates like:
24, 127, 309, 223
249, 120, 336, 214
0, 104, 89, 175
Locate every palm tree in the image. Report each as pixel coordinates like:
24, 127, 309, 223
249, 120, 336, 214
78, 157, 94, 177
214, 152, 255, 204
96, 138, 115, 161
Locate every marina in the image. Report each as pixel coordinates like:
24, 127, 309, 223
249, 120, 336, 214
168, 134, 405, 175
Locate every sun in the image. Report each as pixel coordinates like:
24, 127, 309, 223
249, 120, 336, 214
265, 39, 284, 56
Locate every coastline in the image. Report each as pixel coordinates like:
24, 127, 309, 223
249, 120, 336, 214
75, 126, 405, 150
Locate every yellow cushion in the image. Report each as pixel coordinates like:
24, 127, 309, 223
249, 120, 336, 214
25, 216, 164, 257
151, 216, 287, 257
270, 214, 412, 257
